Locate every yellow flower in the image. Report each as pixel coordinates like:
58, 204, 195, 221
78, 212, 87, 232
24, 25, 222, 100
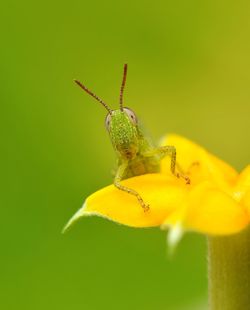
64, 135, 250, 240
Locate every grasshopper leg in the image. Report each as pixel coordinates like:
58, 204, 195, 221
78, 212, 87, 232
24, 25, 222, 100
114, 162, 150, 212
145, 146, 190, 184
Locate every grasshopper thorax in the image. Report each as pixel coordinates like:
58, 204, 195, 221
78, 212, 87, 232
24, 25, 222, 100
105, 108, 139, 160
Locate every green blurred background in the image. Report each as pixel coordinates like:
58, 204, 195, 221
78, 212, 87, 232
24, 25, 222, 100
2, 0, 250, 309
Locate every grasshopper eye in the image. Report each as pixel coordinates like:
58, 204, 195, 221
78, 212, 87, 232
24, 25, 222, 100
124, 107, 137, 124
105, 113, 112, 131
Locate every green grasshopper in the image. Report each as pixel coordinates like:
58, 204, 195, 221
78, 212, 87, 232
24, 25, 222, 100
74, 64, 190, 211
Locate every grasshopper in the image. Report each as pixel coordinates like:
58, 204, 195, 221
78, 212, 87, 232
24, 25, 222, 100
74, 64, 190, 211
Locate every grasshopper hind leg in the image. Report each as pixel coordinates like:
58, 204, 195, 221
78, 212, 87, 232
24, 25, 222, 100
114, 162, 150, 212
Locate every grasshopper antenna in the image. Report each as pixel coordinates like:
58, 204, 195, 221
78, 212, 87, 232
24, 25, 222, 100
74, 79, 112, 115
119, 64, 128, 111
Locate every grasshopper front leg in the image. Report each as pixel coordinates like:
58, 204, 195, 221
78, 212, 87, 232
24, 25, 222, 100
114, 162, 150, 211
145, 146, 190, 184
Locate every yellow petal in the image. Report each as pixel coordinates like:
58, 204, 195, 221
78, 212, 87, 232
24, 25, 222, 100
162, 182, 249, 235
234, 165, 250, 217
242, 191, 250, 218
64, 174, 189, 230
234, 165, 250, 197
160, 134, 238, 191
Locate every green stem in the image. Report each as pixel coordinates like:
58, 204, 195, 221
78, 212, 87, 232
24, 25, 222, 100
207, 227, 250, 310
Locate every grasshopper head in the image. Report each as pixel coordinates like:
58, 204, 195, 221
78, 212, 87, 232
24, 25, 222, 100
74, 64, 139, 159
105, 108, 139, 159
